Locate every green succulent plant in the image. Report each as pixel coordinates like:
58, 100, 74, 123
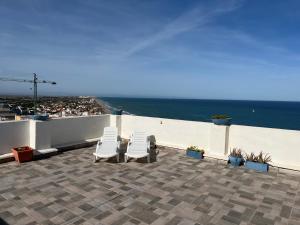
187, 146, 205, 154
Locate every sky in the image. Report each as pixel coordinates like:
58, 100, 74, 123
0, 0, 300, 101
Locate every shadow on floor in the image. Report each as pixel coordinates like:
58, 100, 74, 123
0, 218, 10, 225
95, 146, 159, 164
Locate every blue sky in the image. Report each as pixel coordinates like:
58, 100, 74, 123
0, 0, 300, 101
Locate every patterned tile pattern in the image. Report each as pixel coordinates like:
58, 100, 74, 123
0, 146, 300, 225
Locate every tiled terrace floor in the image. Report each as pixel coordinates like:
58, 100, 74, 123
0, 146, 300, 225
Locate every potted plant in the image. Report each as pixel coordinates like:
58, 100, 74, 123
12, 146, 33, 164
245, 151, 271, 172
113, 109, 123, 115
186, 146, 205, 160
228, 148, 243, 166
211, 115, 232, 125
31, 114, 49, 121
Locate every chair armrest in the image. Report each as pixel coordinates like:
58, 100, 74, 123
117, 135, 122, 142
97, 137, 103, 145
97, 140, 102, 146
128, 135, 134, 144
147, 140, 151, 152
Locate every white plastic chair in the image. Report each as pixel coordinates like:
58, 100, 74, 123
93, 127, 120, 162
125, 131, 150, 163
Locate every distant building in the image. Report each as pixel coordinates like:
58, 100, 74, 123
82, 112, 89, 116
15, 115, 31, 121
0, 108, 15, 121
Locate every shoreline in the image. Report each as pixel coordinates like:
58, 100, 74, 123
94, 97, 111, 114
97, 97, 131, 115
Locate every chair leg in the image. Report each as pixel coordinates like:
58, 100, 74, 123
116, 154, 119, 163
147, 154, 150, 163
125, 155, 127, 163
94, 156, 98, 163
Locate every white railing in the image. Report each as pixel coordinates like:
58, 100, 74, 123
1, 114, 300, 170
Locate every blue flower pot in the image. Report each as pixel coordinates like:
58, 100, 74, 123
245, 161, 269, 172
212, 118, 232, 125
186, 150, 204, 160
229, 156, 243, 167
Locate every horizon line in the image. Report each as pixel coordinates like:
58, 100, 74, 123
0, 94, 299, 103
100, 96, 300, 103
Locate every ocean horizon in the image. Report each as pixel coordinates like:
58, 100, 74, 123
101, 97, 300, 131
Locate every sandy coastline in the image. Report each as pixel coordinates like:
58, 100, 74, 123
94, 97, 111, 114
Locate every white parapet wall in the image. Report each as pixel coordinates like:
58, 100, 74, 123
0, 114, 300, 170
228, 125, 300, 170
121, 115, 213, 151
0, 120, 30, 156
32, 115, 111, 149
121, 115, 300, 169
0, 115, 111, 156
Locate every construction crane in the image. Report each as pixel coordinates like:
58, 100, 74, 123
0, 73, 57, 114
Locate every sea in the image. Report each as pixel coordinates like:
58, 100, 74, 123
100, 97, 300, 131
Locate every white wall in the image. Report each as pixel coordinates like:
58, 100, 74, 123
109, 115, 122, 136
0, 115, 111, 153
209, 125, 229, 157
121, 115, 300, 169
35, 115, 111, 149
121, 115, 212, 151
1, 115, 300, 170
0, 120, 30, 155
229, 125, 300, 170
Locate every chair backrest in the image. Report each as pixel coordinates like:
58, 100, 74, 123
130, 131, 148, 150
102, 127, 118, 143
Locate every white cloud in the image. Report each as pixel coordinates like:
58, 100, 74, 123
124, 0, 242, 56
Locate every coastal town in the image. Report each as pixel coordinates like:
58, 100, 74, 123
0, 96, 110, 121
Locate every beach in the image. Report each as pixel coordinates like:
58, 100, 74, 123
94, 97, 111, 114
